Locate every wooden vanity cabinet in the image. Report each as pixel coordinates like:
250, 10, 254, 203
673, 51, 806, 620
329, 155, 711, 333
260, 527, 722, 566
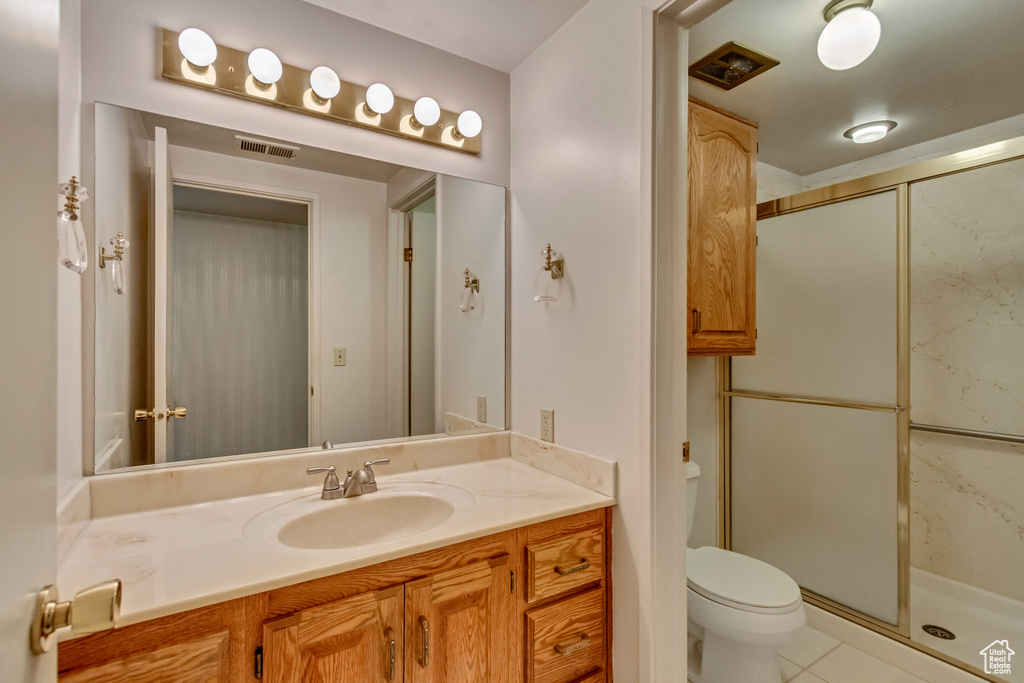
687, 97, 758, 356
57, 509, 611, 683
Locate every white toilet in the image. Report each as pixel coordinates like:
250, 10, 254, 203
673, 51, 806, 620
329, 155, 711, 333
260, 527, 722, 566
686, 461, 805, 683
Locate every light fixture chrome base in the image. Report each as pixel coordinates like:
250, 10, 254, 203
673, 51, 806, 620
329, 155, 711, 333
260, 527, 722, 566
823, 0, 872, 22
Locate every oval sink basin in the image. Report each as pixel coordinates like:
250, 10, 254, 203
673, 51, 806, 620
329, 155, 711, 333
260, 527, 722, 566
243, 481, 476, 551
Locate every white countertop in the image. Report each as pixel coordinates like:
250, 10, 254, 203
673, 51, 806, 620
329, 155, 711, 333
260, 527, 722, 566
57, 457, 614, 631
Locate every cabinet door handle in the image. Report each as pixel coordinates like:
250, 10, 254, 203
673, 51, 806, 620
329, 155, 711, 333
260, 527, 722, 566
554, 632, 591, 656
553, 559, 590, 576
418, 615, 430, 668
384, 627, 396, 682
692, 308, 702, 334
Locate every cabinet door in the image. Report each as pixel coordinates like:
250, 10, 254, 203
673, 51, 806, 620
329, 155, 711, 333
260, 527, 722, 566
60, 631, 230, 683
405, 554, 514, 683
263, 584, 404, 683
687, 99, 758, 356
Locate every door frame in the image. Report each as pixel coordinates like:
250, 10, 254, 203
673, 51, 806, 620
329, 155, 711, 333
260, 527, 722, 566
170, 172, 322, 448
386, 176, 436, 438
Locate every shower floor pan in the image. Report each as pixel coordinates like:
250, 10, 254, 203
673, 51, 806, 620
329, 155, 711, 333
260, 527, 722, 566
911, 567, 1023, 682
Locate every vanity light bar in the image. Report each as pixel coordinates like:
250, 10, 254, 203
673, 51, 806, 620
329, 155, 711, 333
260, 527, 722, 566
160, 29, 481, 156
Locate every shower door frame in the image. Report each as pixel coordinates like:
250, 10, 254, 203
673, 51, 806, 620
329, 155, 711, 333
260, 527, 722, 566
717, 133, 1024, 683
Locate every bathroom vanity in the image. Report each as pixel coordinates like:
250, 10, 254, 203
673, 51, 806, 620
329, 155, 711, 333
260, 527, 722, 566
56, 444, 615, 683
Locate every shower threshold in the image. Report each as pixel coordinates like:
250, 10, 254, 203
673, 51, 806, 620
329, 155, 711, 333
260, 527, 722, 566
911, 567, 1023, 683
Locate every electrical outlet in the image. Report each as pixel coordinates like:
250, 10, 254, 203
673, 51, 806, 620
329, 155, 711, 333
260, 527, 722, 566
540, 409, 554, 443
476, 396, 487, 423
333, 347, 347, 366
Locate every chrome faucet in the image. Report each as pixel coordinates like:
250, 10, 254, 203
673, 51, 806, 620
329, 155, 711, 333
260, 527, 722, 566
341, 458, 391, 498
306, 466, 343, 500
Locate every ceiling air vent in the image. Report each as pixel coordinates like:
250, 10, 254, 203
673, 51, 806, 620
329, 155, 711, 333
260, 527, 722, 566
689, 42, 779, 91
235, 135, 300, 160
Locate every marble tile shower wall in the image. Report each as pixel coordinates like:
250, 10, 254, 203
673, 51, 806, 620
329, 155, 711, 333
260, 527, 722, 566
909, 156, 1024, 603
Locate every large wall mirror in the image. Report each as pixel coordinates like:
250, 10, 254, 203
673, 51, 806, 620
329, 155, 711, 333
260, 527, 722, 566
92, 102, 506, 473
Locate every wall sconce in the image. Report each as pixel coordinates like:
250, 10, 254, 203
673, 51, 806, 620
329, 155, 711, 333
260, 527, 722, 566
461, 268, 480, 313
160, 29, 482, 155
99, 232, 129, 295
534, 243, 565, 303
817, 0, 881, 70
57, 176, 89, 274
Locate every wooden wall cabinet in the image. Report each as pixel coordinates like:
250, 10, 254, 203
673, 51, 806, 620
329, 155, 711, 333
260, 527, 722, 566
58, 509, 611, 683
687, 97, 758, 356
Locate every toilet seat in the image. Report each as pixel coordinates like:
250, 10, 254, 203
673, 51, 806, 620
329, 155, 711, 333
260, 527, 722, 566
688, 547, 802, 614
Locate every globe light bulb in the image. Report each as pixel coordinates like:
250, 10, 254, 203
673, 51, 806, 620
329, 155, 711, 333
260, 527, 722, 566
817, 5, 881, 70
365, 83, 394, 115
310, 66, 341, 100
456, 110, 482, 138
248, 48, 283, 85
178, 28, 217, 68
413, 97, 441, 127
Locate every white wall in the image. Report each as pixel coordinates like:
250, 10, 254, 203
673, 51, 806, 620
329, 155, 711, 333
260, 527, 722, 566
57, 0, 83, 499
170, 146, 391, 447
80, 0, 510, 188
510, 0, 662, 677
436, 176, 506, 428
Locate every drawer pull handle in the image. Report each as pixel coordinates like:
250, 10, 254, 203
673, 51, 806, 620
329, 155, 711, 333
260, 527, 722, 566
692, 308, 702, 334
418, 615, 430, 668
554, 559, 590, 576
554, 633, 591, 656
385, 627, 396, 681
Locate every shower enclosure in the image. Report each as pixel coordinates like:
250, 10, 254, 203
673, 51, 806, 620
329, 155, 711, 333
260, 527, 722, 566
722, 139, 1024, 682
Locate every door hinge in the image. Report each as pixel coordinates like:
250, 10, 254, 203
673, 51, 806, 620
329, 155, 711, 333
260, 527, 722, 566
756, 235, 759, 246
404, 247, 413, 262
254, 645, 263, 679
510, 570, 515, 594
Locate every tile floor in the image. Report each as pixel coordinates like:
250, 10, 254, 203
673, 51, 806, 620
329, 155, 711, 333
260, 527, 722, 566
778, 626, 928, 683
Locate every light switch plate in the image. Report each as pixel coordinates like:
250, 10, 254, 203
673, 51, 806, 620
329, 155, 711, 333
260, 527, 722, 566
540, 409, 554, 443
333, 347, 346, 366
476, 396, 487, 423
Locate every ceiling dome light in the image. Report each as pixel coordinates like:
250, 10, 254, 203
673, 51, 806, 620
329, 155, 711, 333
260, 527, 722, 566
455, 110, 482, 139
310, 66, 341, 100
365, 83, 394, 115
178, 28, 217, 69
817, 0, 881, 71
413, 97, 441, 128
248, 48, 283, 85
844, 120, 897, 143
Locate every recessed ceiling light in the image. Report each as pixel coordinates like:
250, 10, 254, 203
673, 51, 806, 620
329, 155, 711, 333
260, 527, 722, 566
818, 0, 881, 71
844, 120, 897, 143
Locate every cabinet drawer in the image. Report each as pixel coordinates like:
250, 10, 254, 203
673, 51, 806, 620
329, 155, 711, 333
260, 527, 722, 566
526, 587, 605, 683
527, 525, 604, 605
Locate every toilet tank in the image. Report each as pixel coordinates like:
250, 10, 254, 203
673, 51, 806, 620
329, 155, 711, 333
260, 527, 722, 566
686, 461, 700, 542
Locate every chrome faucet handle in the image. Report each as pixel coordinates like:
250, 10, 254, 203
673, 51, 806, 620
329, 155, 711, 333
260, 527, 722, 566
307, 466, 342, 500
360, 458, 390, 493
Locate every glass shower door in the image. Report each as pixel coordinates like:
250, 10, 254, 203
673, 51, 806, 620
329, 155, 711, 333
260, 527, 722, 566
729, 190, 902, 626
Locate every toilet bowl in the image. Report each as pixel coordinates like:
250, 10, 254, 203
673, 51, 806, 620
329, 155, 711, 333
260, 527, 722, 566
686, 462, 805, 683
